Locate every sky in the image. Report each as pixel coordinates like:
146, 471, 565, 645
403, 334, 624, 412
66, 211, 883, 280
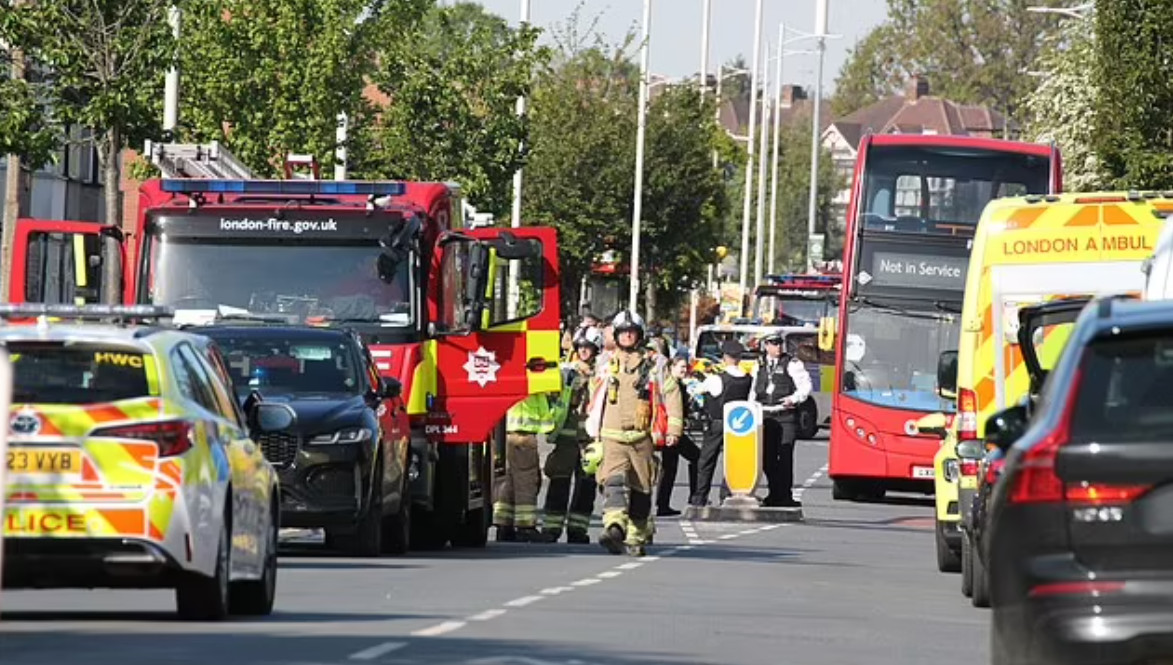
469, 0, 890, 93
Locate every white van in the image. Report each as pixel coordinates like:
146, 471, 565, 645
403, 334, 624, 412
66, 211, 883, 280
1143, 220, 1173, 299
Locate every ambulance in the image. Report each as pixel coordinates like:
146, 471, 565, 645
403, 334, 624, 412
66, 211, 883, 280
916, 192, 1163, 574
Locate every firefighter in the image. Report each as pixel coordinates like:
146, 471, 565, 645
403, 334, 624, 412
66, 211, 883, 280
689, 339, 754, 507
595, 310, 683, 556
750, 330, 810, 507
496, 392, 557, 542
539, 326, 603, 544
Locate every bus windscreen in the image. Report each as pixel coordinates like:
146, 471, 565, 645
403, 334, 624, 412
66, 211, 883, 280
859, 146, 1051, 237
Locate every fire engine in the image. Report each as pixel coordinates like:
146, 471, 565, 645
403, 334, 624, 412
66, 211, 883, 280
750, 272, 841, 327
7, 142, 563, 550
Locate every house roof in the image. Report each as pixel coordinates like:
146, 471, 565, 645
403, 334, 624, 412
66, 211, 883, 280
827, 92, 1010, 151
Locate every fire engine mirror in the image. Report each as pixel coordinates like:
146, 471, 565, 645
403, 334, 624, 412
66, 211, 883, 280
492, 233, 539, 261
381, 377, 402, 399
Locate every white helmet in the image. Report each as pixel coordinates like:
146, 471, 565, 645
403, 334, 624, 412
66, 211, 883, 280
573, 325, 603, 351
612, 310, 645, 336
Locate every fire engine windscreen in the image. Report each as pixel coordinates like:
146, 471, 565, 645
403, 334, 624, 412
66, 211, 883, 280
144, 222, 413, 325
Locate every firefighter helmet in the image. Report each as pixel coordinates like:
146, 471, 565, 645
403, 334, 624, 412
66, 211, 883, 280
573, 325, 603, 351
581, 441, 603, 476
611, 310, 645, 341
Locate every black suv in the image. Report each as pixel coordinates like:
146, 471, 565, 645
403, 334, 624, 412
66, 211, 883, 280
985, 295, 1173, 664
200, 325, 410, 557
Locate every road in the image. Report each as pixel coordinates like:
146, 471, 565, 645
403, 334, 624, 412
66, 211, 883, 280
0, 436, 988, 665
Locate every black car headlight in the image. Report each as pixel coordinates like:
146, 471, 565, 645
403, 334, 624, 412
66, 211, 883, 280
309, 427, 373, 445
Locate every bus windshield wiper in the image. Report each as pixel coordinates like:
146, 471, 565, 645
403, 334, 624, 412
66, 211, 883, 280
934, 300, 962, 314
855, 297, 953, 322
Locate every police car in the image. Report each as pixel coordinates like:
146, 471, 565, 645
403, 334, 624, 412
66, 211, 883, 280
1, 305, 297, 620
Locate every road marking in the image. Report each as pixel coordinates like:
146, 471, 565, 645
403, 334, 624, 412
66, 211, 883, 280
504, 595, 544, 607
616, 562, 644, 570
718, 533, 738, 540
571, 577, 602, 586
467, 609, 508, 621
597, 570, 623, 578
540, 586, 575, 595
679, 545, 695, 550
737, 529, 756, 536
348, 641, 408, 660
642, 555, 661, 562
761, 524, 781, 531
411, 621, 466, 637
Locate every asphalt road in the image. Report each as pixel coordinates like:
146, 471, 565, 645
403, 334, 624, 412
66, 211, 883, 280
0, 435, 988, 665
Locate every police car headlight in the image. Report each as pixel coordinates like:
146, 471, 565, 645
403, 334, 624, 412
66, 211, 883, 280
943, 459, 959, 483
309, 427, 373, 445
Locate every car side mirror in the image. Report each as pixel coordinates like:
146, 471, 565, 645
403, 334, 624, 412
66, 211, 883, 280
913, 412, 949, 440
381, 377, 402, 400
937, 349, 958, 399
248, 402, 297, 434
985, 405, 1029, 452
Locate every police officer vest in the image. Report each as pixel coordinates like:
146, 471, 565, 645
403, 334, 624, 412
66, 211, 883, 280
704, 371, 753, 424
755, 354, 797, 422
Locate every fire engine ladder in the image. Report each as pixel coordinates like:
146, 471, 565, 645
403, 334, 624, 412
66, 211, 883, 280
144, 140, 257, 180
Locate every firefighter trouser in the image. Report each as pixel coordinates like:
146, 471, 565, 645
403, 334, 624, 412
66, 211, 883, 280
598, 436, 656, 546
542, 437, 596, 537
493, 433, 542, 529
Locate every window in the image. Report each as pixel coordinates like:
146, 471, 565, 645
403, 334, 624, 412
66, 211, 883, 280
1071, 332, 1173, 442
437, 239, 476, 333
487, 238, 544, 327
193, 344, 247, 427
207, 333, 362, 397
785, 333, 836, 366
172, 344, 220, 414
10, 343, 151, 405
24, 231, 104, 304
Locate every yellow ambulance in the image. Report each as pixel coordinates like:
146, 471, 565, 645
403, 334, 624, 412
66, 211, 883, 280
918, 192, 1164, 575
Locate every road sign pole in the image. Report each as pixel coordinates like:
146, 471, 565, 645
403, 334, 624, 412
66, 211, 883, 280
722, 400, 762, 506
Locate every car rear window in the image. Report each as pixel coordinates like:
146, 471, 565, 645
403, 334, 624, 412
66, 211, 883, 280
1071, 332, 1173, 442
9, 342, 152, 404
207, 335, 361, 396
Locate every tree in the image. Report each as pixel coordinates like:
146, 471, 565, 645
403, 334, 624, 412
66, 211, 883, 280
1022, 17, 1105, 191
766, 120, 842, 270
1093, 0, 1173, 188
178, 0, 428, 177
362, 1, 549, 216
830, 25, 900, 117
832, 0, 1066, 121
640, 85, 730, 319
1, 0, 178, 300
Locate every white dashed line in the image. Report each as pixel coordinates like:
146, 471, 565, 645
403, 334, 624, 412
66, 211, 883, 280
680, 544, 695, 550
642, 555, 662, 562
597, 570, 623, 578
541, 586, 575, 596
718, 533, 739, 540
411, 621, 466, 637
467, 609, 508, 621
616, 562, 644, 570
761, 524, 781, 531
348, 641, 408, 660
504, 595, 544, 607
571, 577, 603, 586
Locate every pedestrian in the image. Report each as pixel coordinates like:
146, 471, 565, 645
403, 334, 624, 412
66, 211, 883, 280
656, 354, 701, 516
538, 326, 603, 544
495, 391, 557, 542
689, 340, 753, 507
594, 310, 683, 556
750, 330, 811, 507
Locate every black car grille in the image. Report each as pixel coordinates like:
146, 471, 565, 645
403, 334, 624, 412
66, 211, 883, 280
308, 467, 357, 497
258, 432, 299, 467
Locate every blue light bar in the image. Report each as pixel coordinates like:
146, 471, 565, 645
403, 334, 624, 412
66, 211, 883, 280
161, 179, 406, 197
0, 304, 175, 320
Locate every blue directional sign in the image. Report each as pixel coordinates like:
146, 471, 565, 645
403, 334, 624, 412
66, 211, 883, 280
726, 404, 757, 436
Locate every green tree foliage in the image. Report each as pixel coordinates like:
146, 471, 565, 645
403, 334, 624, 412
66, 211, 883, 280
830, 25, 900, 118
1023, 18, 1105, 191
363, 1, 548, 216
1093, 0, 1173, 188
178, 0, 428, 177
832, 0, 1065, 120
765, 120, 842, 269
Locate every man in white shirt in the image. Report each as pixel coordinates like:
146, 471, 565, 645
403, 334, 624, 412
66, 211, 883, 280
750, 331, 812, 507
689, 340, 754, 507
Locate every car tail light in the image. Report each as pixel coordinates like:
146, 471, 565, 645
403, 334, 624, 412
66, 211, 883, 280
1028, 581, 1125, 598
91, 420, 195, 457
958, 388, 978, 441
959, 460, 980, 477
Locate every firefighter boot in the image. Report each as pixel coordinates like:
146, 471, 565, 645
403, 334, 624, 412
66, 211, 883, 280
496, 526, 518, 542
516, 526, 543, 543
598, 523, 626, 555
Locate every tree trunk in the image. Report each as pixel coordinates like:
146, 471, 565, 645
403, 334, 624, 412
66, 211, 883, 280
100, 129, 123, 303
643, 270, 656, 326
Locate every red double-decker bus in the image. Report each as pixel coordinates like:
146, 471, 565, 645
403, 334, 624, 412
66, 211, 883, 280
826, 134, 1062, 501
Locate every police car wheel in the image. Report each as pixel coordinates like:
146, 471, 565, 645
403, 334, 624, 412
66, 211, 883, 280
176, 520, 230, 620
935, 520, 961, 573
961, 531, 974, 598
230, 499, 279, 615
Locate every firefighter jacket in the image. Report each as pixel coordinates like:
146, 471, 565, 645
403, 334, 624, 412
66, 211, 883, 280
595, 349, 683, 443
506, 393, 557, 434
551, 359, 594, 442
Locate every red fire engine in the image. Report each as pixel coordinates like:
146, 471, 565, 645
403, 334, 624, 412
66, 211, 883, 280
7, 143, 562, 550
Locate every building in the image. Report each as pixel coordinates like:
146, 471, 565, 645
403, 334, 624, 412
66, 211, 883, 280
820, 75, 1011, 234
0, 127, 106, 224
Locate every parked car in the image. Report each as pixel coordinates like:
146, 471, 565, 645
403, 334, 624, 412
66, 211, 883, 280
986, 294, 1173, 664
1, 305, 296, 620
197, 324, 411, 557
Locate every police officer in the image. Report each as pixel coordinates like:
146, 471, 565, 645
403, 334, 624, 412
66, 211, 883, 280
689, 340, 754, 507
496, 392, 557, 542
539, 326, 603, 544
596, 310, 683, 557
750, 330, 811, 507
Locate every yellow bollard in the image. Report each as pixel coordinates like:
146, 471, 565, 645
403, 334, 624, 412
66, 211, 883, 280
722, 401, 762, 504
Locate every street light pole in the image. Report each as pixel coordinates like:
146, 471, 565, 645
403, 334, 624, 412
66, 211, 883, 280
163, 4, 181, 135
753, 40, 771, 289
768, 25, 784, 276
629, 0, 653, 314
739, 0, 764, 301
507, 0, 531, 319
805, 0, 829, 273
700, 0, 712, 99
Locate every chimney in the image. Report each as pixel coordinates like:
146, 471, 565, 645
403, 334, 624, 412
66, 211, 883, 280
780, 84, 807, 108
905, 75, 930, 101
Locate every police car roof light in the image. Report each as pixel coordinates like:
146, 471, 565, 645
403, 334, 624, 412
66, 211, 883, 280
0, 304, 176, 322
161, 179, 406, 197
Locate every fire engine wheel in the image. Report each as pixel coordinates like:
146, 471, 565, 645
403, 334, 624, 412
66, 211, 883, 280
409, 509, 450, 551
451, 508, 490, 548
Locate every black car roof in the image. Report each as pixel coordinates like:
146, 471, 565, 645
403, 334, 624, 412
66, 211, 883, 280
1081, 297, 1173, 338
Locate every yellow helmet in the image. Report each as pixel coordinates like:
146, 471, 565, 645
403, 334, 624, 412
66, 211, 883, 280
581, 441, 603, 475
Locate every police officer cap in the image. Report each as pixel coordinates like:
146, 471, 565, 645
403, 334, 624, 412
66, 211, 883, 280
762, 330, 783, 344
720, 339, 746, 358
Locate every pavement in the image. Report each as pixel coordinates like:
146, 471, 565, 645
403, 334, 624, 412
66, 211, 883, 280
0, 433, 988, 665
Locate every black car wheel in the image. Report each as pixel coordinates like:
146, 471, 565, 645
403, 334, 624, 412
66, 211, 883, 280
381, 478, 411, 555
971, 542, 991, 608
796, 401, 819, 440
176, 518, 230, 621
230, 499, 279, 615
935, 520, 961, 573
961, 530, 974, 598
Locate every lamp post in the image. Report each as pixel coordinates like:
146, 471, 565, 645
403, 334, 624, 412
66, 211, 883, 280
739, 0, 765, 306
507, 0, 531, 319
700, 0, 712, 99
753, 39, 771, 289
629, 0, 653, 314
805, 0, 829, 272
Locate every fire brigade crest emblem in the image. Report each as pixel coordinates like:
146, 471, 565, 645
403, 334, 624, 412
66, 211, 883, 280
463, 347, 501, 388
